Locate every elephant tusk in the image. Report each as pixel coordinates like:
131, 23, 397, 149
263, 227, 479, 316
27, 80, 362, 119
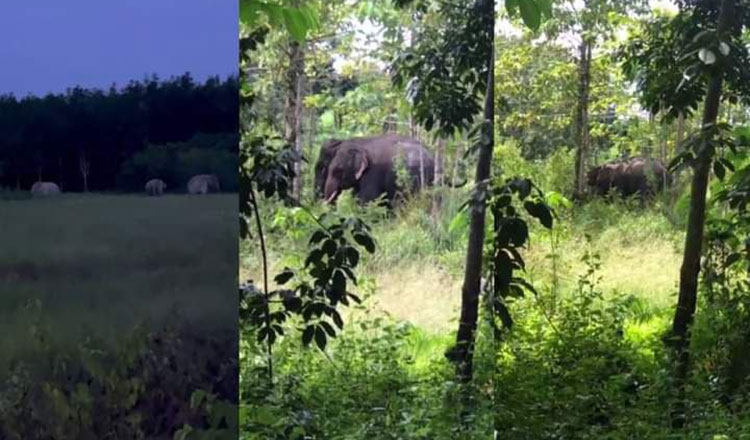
325, 190, 339, 204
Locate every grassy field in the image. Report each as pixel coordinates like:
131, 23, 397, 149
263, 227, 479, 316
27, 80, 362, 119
0, 193, 238, 370
242, 190, 685, 332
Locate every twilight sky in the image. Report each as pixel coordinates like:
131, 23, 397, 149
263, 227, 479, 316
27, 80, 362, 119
0, 1, 237, 97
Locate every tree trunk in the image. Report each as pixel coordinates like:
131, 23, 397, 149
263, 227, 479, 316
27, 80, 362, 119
419, 146, 425, 191
79, 151, 90, 192
671, 0, 733, 428
285, 40, 305, 202
676, 111, 685, 154
450, 47, 494, 383
452, 141, 462, 186
58, 157, 64, 191
573, 39, 592, 198
432, 138, 445, 217
435, 137, 445, 187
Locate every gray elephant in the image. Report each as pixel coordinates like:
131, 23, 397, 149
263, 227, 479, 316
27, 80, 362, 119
30, 181, 61, 196
187, 174, 221, 194
318, 134, 436, 204
145, 178, 167, 196
587, 157, 670, 198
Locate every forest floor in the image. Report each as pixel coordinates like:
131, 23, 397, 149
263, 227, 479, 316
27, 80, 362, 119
0, 193, 238, 370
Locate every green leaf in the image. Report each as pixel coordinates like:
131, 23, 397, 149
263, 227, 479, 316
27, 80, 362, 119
320, 320, 337, 337
274, 268, 294, 285
302, 325, 314, 346
518, 0, 541, 31
714, 160, 726, 180
524, 201, 553, 229
353, 233, 376, 253
314, 326, 327, 350
309, 230, 327, 245
332, 310, 344, 329
282, 9, 308, 42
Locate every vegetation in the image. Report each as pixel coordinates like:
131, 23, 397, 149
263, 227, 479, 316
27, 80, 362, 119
0, 74, 238, 192
0, 194, 238, 438
242, 0, 750, 438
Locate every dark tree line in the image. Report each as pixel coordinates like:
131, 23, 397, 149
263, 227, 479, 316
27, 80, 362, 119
0, 73, 238, 192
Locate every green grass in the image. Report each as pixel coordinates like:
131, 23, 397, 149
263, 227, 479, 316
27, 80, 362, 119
244, 190, 684, 331
0, 193, 238, 371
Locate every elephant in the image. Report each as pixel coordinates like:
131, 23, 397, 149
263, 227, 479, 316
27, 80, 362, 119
145, 178, 167, 196
319, 134, 436, 204
587, 157, 670, 198
187, 174, 221, 194
30, 181, 61, 196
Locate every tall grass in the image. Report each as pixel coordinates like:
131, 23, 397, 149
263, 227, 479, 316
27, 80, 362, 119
0, 193, 238, 370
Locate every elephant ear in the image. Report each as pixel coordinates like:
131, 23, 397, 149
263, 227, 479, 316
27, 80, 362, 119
352, 149, 369, 180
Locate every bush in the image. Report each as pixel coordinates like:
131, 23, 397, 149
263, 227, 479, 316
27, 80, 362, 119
117, 132, 238, 192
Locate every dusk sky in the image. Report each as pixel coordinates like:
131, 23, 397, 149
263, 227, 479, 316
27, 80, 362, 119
0, 1, 237, 97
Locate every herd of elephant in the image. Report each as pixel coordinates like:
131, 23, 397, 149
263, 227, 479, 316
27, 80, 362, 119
314, 134, 672, 204
28, 174, 222, 197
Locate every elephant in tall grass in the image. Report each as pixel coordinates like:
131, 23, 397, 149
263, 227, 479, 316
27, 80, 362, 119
314, 134, 436, 204
187, 174, 220, 194
30, 182, 61, 196
587, 157, 670, 199
145, 179, 167, 196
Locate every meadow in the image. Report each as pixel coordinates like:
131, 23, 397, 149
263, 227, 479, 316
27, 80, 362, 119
0, 192, 238, 438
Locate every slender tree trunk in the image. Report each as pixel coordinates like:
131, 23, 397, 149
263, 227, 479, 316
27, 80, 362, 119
676, 111, 685, 154
452, 141, 462, 186
58, 157, 64, 191
450, 47, 494, 383
432, 138, 445, 217
660, 120, 668, 189
419, 146, 425, 191
79, 150, 90, 192
435, 137, 445, 187
671, 0, 733, 428
285, 40, 305, 202
573, 39, 592, 198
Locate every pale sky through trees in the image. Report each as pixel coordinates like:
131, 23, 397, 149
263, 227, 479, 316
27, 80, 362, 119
0, 1, 237, 97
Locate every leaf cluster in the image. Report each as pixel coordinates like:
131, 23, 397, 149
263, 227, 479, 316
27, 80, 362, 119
488, 177, 553, 333
240, 215, 376, 352
391, 0, 493, 136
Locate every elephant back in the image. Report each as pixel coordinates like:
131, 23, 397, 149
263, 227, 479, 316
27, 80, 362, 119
187, 174, 220, 194
31, 181, 61, 196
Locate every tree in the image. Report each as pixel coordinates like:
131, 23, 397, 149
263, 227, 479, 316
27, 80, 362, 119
669, 0, 744, 427
542, 0, 647, 197
393, 0, 548, 382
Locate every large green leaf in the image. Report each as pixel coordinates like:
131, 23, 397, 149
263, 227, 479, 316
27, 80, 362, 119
518, 0, 541, 31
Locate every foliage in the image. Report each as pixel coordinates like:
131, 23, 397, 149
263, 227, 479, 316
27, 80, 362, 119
0, 304, 237, 439
391, 0, 493, 136
486, 177, 553, 334
0, 75, 238, 191
117, 132, 238, 192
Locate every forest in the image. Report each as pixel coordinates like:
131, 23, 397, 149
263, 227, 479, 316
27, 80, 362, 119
0, 74, 239, 194
243, 0, 750, 438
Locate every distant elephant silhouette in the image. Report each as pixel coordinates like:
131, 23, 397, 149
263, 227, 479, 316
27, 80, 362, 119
30, 181, 61, 196
145, 178, 167, 196
187, 174, 220, 194
587, 157, 670, 199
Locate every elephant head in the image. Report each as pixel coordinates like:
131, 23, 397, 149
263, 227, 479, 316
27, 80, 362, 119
323, 142, 370, 204
587, 162, 623, 195
314, 139, 343, 199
